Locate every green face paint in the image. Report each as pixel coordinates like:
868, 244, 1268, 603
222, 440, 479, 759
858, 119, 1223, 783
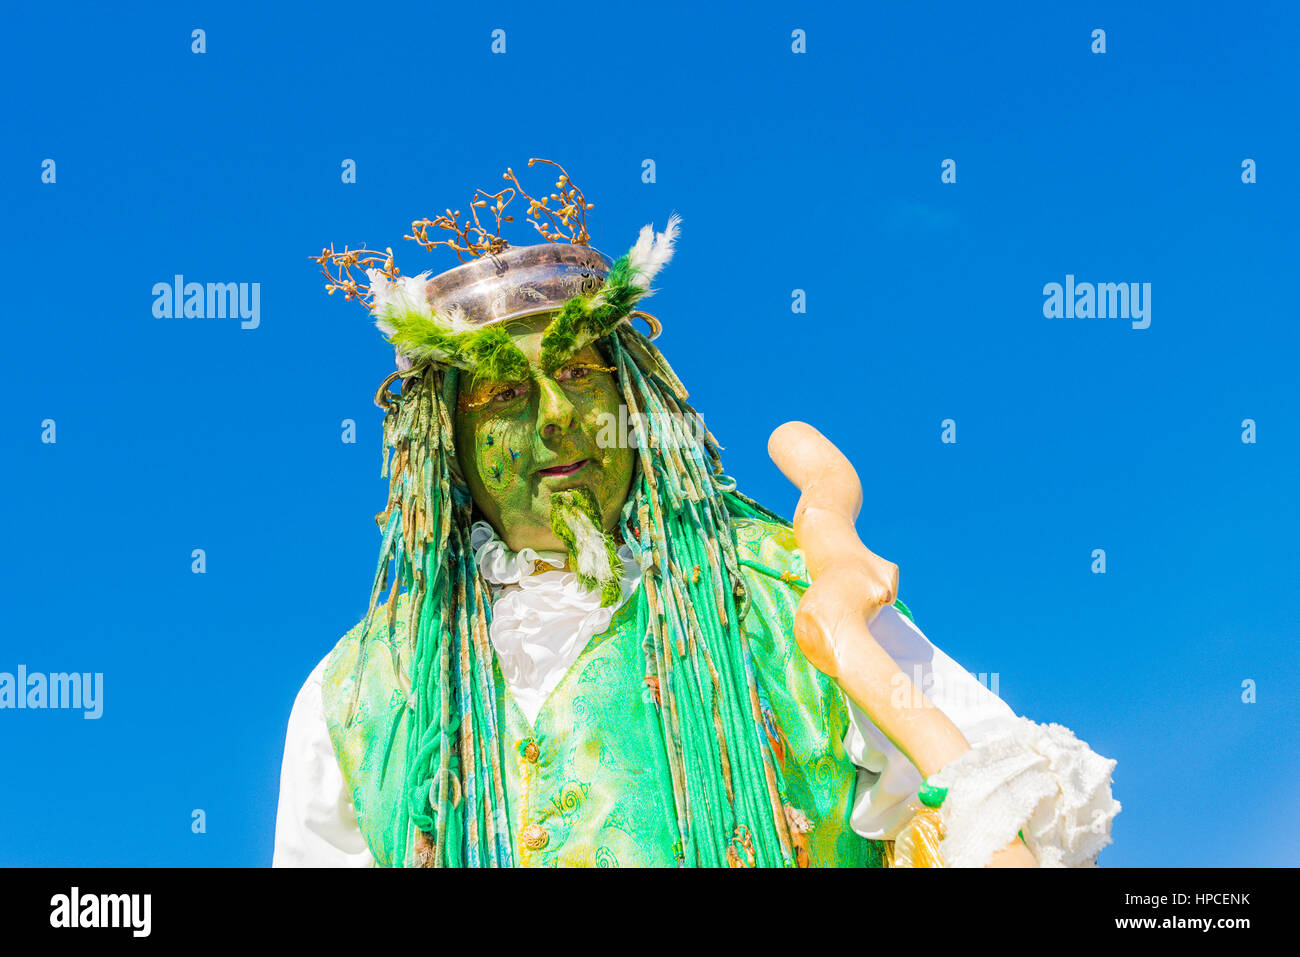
453, 313, 635, 553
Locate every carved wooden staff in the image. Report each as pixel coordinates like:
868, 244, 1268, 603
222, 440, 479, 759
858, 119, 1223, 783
768, 421, 1035, 868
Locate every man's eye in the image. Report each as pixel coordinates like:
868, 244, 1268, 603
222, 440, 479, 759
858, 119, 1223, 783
557, 365, 591, 382
492, 383, 528, 403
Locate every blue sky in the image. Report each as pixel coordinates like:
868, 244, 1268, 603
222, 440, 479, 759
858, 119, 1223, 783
1, 1, 1296, 866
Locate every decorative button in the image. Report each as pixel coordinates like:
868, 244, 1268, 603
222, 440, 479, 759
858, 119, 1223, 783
523, 739, 540, 763
521, 823, 549, 850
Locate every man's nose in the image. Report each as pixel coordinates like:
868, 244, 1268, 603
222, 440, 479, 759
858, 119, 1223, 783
536, 377, 578, 440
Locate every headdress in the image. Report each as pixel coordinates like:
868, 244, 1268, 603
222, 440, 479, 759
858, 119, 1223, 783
313, 158, 678, 382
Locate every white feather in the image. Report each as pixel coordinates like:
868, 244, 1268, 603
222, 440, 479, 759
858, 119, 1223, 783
437, 303, 478, 335
369, 269, 479, 341
625, 211, 682, 294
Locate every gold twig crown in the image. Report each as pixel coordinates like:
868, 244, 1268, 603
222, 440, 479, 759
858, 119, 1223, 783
312, 158, 595, 312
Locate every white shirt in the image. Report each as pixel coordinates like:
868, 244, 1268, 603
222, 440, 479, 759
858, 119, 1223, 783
272, 526, 1024, 867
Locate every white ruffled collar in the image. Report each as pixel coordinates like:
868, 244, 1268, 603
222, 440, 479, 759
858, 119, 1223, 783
468, 520, 642, 725
469, 522, 568, 585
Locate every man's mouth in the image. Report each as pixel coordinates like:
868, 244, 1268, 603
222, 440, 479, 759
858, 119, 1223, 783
537, 459, 589, 478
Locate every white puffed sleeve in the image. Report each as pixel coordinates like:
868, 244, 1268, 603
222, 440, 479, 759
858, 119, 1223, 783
842, 605, 1024, 839
272, 654, 376, 868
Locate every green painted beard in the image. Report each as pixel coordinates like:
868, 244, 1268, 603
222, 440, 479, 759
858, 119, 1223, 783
452, 314, 636, 555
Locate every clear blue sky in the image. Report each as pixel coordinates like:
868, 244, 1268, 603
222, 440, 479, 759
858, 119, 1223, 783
2, 1, 1296, 866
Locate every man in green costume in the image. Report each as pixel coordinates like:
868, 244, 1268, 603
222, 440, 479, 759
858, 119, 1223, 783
272, 162, 1119, 868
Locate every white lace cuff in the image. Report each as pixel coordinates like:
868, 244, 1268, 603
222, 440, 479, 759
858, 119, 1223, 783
927, 716, 1120, 868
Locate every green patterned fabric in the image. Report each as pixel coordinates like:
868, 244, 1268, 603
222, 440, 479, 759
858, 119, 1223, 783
731, 518, 887, 869
320, 615, 411, 868
321, 515, 887, 868
493, 593, 679, 867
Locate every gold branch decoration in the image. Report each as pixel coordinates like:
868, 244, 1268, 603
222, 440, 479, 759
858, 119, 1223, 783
405, 187, 517, 263
503, 158, 594, 246
312, 158, 596, 313
312, 245, 399, 311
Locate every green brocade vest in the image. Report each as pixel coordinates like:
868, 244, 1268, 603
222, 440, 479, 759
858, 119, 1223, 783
321, 516, 887, 868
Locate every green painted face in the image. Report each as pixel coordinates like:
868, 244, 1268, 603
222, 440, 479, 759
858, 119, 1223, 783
453, 313, 635, 553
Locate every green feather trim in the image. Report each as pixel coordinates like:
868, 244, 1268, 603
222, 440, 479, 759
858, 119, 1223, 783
386, 310, 472, 367
382, 309, 531, 382
538, 301, 584, 375
537, 251, 650, 370
464, 325, 532, 384
604, 255, 637, 288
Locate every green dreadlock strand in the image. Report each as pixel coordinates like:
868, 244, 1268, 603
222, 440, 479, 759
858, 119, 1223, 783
358, 368, 514, 868
608, 324, 798, 867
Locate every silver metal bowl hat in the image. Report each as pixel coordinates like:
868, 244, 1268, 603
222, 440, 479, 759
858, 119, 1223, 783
391, 242, 662, 372
422, 242, 613, 328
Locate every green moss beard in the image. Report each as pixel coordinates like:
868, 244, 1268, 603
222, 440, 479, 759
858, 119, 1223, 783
548, 487, 625, 607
